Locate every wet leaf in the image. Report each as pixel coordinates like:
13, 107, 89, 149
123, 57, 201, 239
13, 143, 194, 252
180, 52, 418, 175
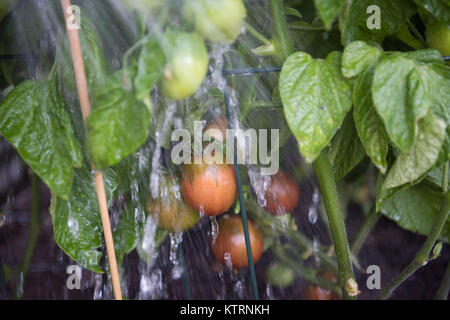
0, 78, 83, 199
86, 72, 151, 169
382, 112, 446, 190
328, 112, 366, 180
413, 0, 450, 25
50, 168, 118, 273
280, 51, 352, 162
342, 41, 382, 78
314, 0, 346, 30
353, 64, 389, 173
372, 55, 437, 153
339, 0, 416, 46
134, 37, 165, 102
114, 201, 142, 265
380, 181, 450, 243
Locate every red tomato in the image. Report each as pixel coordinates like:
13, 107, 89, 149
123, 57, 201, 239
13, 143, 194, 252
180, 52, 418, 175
260, 170, 300, 215
181, 154, 237, 216
211, 214, 264, 268
204, 115, 229, 142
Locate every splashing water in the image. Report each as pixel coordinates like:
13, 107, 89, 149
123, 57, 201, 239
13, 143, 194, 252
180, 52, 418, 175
150, 100, 177, 200
169, 232, 183, 280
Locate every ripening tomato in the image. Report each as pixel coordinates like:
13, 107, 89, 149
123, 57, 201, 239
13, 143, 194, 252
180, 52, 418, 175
211, 214, 264, 268
146, 175, 200, 232
184, 0, 246, 43
426, 19, 450, 56
258, 170, 300, 215
204, 115, 229, 142
181, 154, 237, 216
305, 271, 338, 300
159, 31, 208, 100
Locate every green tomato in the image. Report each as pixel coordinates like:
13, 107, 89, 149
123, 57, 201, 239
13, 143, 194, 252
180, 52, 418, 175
0, 0, 17, 22
159, 31, 208, 100
266, 263, 296, 288
426, 19, 450, 56
185, 0, 246, 44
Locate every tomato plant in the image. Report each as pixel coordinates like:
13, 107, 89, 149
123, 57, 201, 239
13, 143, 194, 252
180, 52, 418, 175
0, 0, 449, 301
211, 214, 264, 268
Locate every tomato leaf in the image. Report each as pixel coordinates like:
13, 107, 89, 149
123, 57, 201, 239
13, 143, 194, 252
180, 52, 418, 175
372, 55, 436, 153
342, 41, 382, 78
328, 112, 366, 180
113, 201, 142, 266
353, 64, 389, 173
0, 78, 83, 199
280, 51, 352, 162
380, 181, 450, 243
314, 0, 347, 30
50, 168, 118, 273
134, 37, 165, 102
413, 0, 450, 25
86, 72, 151, 169
382, 111, 446, 190
339, 0, 416, 46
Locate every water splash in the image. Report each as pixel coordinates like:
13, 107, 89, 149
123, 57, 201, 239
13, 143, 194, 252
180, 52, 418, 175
169, 232, 183, 280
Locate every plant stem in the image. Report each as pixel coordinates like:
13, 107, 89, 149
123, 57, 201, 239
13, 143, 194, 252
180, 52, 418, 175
269, 0, 294, 62
434, 262, 450, 300
406, 20, 427, 49
273, 245, 342, 298
312, 152, 358, 299
14, 171, 41, 299
377, 191, 450, 300
442, 162, 448, 193
245, 197, 338, 275
289, 24, 327, 32
244, 22, 271, 45
351, 209, 381, 256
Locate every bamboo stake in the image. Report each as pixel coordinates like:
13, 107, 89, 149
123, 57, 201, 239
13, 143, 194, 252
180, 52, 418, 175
60, 0, 122, 300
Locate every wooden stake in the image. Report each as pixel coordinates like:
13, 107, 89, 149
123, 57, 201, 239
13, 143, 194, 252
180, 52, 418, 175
60, 0, 123, 300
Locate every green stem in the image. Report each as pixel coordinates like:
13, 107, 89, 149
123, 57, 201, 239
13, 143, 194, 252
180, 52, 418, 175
269, 0, 294, 63
245, 197, 338, 276
377, 191, 450, 300
14, 171, 41, 299
407, 20, 427, 48
244, 22, 271, 45
434, 262, 450, 300
312, 152, 358, 299
289, 24, 327, 32
351, 209, 381, 256
273, 245, 342, 298
442, 162, 448, 193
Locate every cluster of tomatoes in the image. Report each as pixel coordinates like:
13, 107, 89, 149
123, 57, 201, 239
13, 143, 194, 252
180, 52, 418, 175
146, 114, 301, 271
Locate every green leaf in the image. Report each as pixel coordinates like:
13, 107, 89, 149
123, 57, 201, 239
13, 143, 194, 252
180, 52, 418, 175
280, 51, 352, 162
314, 0, 346, 30
56, 11, 108, 95
353, 64, 389, 173
339, 0, 416, 46
380, 181, 450, 243
50, 168, 118, 272
113, 201, 142, 265
328, 112, 366, 180
372, 55, 436, 153
285, 7, 303, 18
342, 41, 382, 78
86, 72, 151, 169
426, 164, 449, 188
134, 38, 165, 102
0, 78, 83, 199
397, 48, 445, 64
382, 112, 446, 190
413, 0, 450, 25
